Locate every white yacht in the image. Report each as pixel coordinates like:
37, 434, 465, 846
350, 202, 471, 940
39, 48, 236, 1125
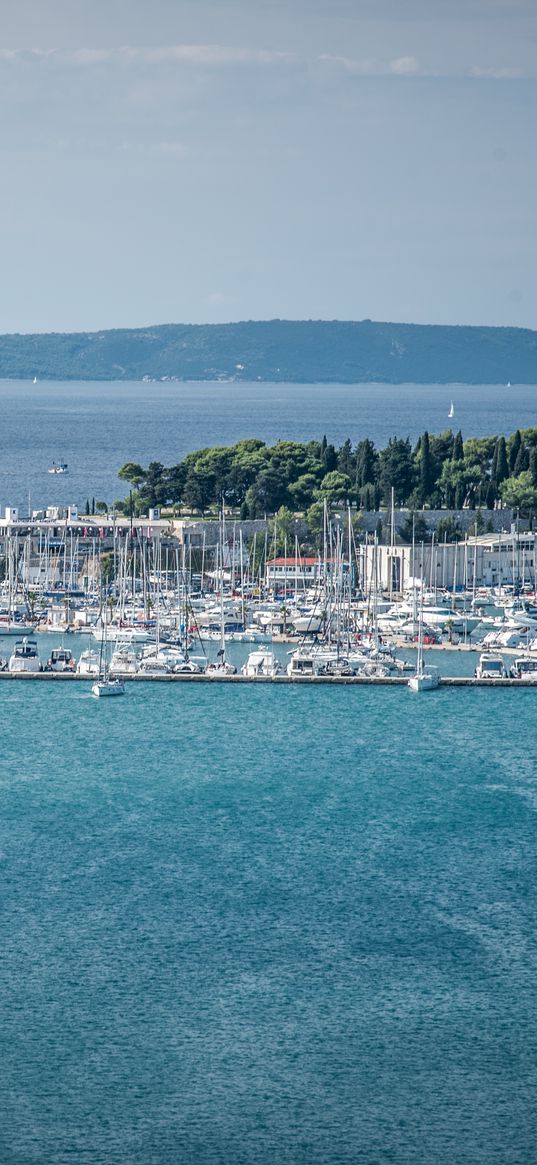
287, 649, 316, 677
76, 649, 101, 676
109, 644, 140, 675
45, 647, 75, 673
510, 657, 537, 681
8, 637, 42, 672
92, 678, 125, 698
48, 462, 68, 475
474, 652, 507, 680
241, 650, 281, 677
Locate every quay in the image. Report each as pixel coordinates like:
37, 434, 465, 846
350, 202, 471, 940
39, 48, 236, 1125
0, 671, 535, 687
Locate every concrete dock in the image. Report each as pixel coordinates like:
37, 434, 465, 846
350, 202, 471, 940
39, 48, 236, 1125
0, 671, 535, 687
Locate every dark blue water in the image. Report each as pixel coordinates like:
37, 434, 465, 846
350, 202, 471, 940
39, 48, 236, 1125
1, 379, 536, 512
1, 681, 537, 1163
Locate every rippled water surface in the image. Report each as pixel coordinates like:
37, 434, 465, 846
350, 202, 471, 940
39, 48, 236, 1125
1, 681, 537, 1163
1, 378, 536, 511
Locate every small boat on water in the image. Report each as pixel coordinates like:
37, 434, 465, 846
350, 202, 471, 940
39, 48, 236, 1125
48, 462, 69, 475
448, 401, 455, 419
92, 677, 125, 697
92, 606, 126, 697
408, 586, 440, 692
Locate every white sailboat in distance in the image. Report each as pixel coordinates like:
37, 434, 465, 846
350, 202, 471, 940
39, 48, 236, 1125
448, 400, 455, 419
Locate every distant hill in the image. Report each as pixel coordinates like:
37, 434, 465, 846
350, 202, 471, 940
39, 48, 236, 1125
0, 320, 536, 383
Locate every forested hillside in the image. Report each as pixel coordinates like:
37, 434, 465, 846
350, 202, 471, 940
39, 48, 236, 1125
0, 320, 536, 383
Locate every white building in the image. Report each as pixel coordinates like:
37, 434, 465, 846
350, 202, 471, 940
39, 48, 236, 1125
373, 532, 537, 593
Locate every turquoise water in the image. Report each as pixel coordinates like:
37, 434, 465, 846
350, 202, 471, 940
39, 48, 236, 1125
1, 681, 536, 1163
1, 378, 537, 511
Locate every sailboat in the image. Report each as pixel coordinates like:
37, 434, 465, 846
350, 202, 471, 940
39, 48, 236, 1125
448, 400, 455, 419
408, 584, 440, 692
92, 603, 125, 697
205, 514, 237, 675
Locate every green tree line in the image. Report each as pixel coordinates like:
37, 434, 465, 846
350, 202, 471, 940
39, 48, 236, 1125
116, 428, 537, 519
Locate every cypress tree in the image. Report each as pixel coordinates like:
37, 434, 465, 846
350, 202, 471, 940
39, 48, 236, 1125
530, 447, 537, 489
355, 439, 377, 488
452, 430, 464, 461
493, 436, 509, 485
85, 498, 90, 515
419, 431, 435, 504
509, 429, 522, 472
485, 481, 497, 509
514, 441, 529, 475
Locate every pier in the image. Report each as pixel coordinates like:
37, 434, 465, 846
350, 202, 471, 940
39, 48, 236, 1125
0, 671, 535, 687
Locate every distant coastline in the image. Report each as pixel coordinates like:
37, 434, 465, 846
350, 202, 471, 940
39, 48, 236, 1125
0, 319, 536, 385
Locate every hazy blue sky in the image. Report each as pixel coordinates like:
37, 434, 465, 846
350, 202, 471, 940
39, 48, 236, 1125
1, 0, 536, 332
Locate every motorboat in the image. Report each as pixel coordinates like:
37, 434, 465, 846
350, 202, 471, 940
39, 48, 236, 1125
241, 650, 281, 677
91, 678, 125, 697
110, 644, 140, 675
45, 647, 75, 673
76, 649, 101, 676
287, 649, 316, 677
8, 637, 42, 672
474, 652, 507, 680
510, 656, 537, 681
48, 462, 68, 474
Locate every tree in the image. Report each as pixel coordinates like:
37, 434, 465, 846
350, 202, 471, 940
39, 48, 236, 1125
321, 442, 337, 474
118, 462, 146, 487
508, 429, 522, 473
287, 473, 319, 511
378, 438, 415, 505
337, 438, 355, 476
355, 439, 377, 488
435, 516, 463, 542
530, 447, 537, 489
514, 441, 529, 476
491, 436, 509, 486
399, 514, 430, 544
416, 430, 435, 505
183, 466, 216, 514
500, 471, 537, 513
317, 470, 353, 507
452, 430, 464, 461
245, 468, 289, 516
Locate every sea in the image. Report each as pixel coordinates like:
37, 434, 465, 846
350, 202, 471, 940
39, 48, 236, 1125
1, 681, 537, 1164
1, 378, 537, 513
1, 378, 537, 1164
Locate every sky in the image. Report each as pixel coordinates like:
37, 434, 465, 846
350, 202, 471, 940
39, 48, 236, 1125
0, 0, 536, 333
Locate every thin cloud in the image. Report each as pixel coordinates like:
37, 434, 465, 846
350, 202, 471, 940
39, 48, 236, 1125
469, 65, 525, 79
0, 44, 297, 69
